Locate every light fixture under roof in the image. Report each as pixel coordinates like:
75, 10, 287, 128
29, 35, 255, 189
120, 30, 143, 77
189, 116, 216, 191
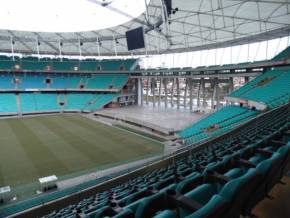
0, 0, 149, 32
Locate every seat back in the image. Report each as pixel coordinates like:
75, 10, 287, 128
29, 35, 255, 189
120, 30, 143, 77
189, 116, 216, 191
278, 142, 290, 176
219, 168, 260, 218
265, 152, 284, 193
242, 159, 272, 216
135, 192, 168, 218
175, 175, 203, 195
185, 194, 229, 218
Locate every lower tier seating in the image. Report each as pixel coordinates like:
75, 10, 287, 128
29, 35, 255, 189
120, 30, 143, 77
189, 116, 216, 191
0, 93, 117, 114
179, 105, 258, 145
230, 67, 290, 108
0, 93, 18, 113
31, 104, 289, 218
64, 93, 117, 111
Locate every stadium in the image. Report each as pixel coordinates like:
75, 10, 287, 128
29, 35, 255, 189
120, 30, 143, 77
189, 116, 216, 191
0, 0, 289, 217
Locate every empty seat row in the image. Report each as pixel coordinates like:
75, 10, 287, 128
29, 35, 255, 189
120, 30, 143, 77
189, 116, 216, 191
179, 106, 258, 145
0, 73, 129, 90
42, 104, 290, 218
230, 67, 290, 108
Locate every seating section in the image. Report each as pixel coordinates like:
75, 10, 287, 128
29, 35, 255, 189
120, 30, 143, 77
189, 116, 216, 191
86, 74, 128, 90
65, 93, 117, 111
0, 74, 15, 89
19, 93, 60, 112
18, 74, 47, 89
82, 94, 118, 111
0, 57, 137, 72
0, 71, 126, 114
17, 93, 117, 113
0, 73, 129, 90
0, 93, 18, 113
38, 104, 290, 218
272, 46, 290, 61
179, 106, 258, 145
230, 68, 290, 108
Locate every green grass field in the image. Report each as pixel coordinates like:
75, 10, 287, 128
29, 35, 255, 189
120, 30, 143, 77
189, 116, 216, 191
0, 114, 163, 190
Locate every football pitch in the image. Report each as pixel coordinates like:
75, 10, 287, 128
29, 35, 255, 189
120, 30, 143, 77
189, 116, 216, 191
0, 114, 163, 190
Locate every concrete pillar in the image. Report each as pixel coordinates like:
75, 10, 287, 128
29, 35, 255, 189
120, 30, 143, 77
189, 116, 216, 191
189, 78, 193, 112
171, 78, 174, 107
146, 77, 149, 105
176, 77, 180, 110
214, 78, 220, 108
211, 80, 215, 109
137, 77, 143, 105
158, 77, 162, 107
152, 78, 156, 107
229, 77, 234, 94
184, 78, 188, 108
164, 78, 168, 108
202, 78, 206, 107
197, 79, 201, 108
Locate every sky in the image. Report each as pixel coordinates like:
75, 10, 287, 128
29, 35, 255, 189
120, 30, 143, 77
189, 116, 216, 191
139, 36, 290, 69
0, 0, 148, 32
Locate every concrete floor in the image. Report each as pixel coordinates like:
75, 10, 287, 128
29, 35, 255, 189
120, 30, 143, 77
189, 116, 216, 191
253, 176, 290, 218
97, 104, 210, 132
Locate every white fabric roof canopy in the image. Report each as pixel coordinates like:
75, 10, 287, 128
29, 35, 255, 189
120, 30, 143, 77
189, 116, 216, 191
0, 0, 289, 56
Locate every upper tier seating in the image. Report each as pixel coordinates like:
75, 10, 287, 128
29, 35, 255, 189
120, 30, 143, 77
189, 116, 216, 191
49, 74, 86, 89
18, 74, 47, 89
179, 106, 258, 145
230, 68, 290, 108
17, 104, 287, 218
86, 74, 128, 89
0, 57, 137, 72
0, 73, 129, 90
272, 46, 290, 61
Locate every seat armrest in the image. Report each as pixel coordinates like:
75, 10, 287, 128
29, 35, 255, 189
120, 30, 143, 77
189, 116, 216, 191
271, 140, 285, 147
234, 158, 257, 168
207, 173, 230, 185
256, 148, 273, 157
168, 193, 203, 212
